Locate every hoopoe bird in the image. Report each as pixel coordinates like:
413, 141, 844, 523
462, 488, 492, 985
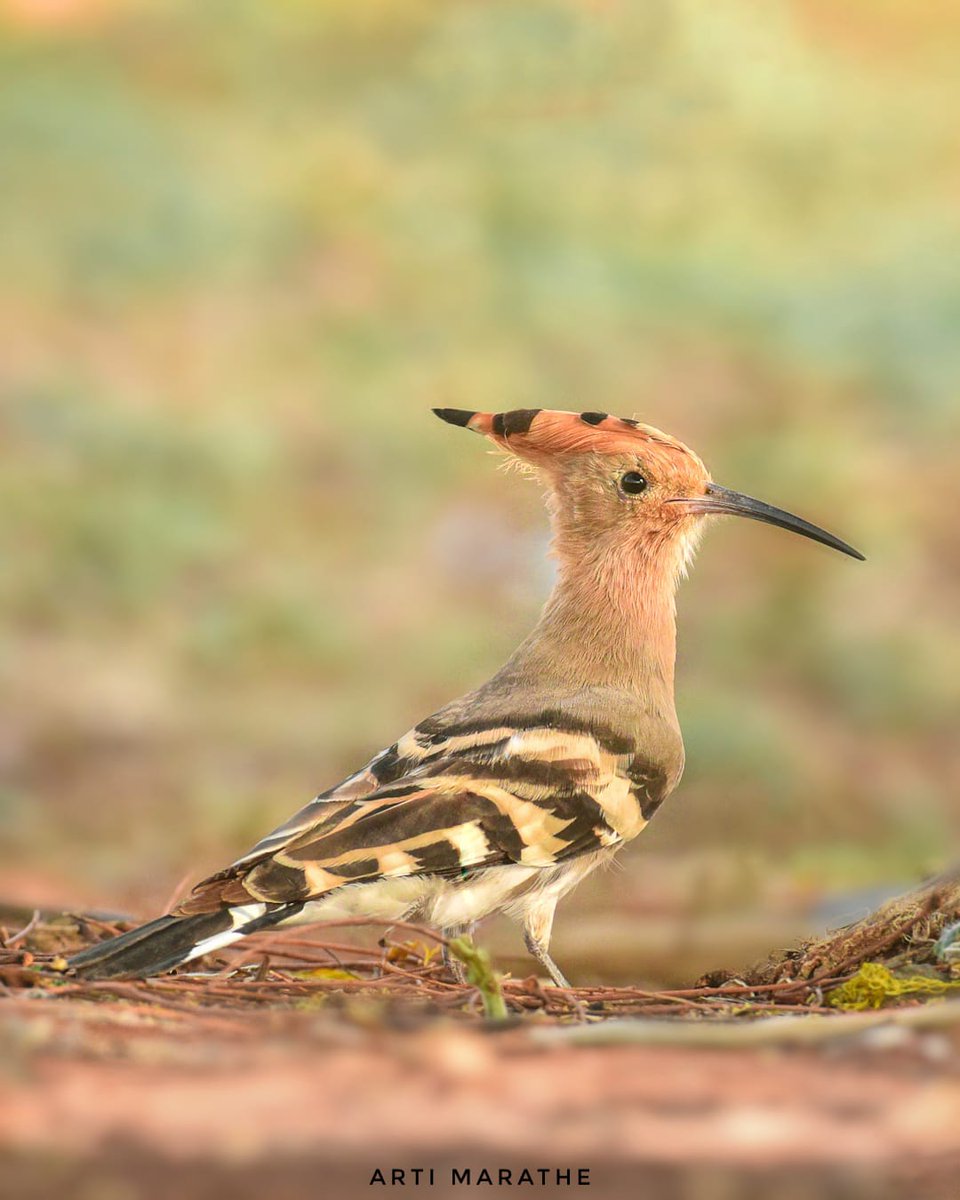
69, 409, 863, 985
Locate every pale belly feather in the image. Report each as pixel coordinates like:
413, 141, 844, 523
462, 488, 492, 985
282, 846, 618, 932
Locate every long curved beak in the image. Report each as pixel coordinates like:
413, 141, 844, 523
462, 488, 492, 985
671, 483, 865, 561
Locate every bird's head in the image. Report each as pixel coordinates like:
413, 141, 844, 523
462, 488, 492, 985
434, 407, 864, 568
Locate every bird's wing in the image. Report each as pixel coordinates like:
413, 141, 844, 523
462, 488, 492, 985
177, 714, 668, 915
225, 736, 430, 869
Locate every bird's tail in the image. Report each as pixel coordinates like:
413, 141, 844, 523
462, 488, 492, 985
67, 902, 296, 981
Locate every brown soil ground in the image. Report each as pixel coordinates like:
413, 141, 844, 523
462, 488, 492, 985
3, 994, 960, 1200
2, 893, 959, 1200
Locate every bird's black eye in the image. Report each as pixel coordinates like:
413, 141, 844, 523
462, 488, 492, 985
619, 471, 649, 496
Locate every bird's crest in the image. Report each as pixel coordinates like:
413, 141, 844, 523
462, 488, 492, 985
433, 407, 705, 474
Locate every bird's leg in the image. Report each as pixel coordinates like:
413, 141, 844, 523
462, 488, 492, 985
441, 922, 476, 984
522, 903, 571, 989
523, 930, 571, 989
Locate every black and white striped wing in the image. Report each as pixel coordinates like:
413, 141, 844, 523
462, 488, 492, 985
178, 714, 668, 915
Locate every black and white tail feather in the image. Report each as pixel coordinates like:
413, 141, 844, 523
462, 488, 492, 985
68, 903, 301, 981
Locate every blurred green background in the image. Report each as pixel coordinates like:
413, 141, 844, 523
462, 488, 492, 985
1, 0, 957, 980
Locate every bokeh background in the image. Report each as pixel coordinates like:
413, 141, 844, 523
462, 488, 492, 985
2, 0, 958, 983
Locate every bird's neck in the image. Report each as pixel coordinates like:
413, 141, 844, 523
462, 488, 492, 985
499, 531, 685, 718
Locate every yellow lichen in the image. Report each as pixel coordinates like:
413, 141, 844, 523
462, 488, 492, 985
828, 962, 960, 1011
294, 967, 359, 982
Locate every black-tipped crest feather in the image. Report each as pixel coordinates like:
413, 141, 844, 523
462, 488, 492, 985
432, 408, 476, 428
